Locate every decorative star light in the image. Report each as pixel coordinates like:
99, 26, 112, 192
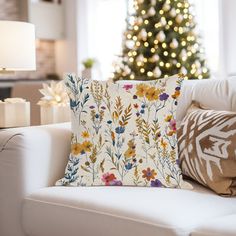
38, 81, 69, 107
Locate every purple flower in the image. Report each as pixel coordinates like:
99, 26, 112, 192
159, 93, 169, 101
133, 95, 138, 99
151, 179, 162, 187
176, 159, 180, 166
89, 105, 95, 109
136, 112, 140, 117
110, 180, 123, 186
175, 86, 181, 91
101, 106, 106, 110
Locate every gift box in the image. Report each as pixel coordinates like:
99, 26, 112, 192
0, 98, 30, 128
40, 105, 71, 125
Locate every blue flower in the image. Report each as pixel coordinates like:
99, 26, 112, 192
95, 114, 99, 119
125, 163, 133, 170
115, 126, 125, 134
140, 109, 145, 114
159, 93, 169, 101
141, 104, 145, 109
107, 120, 112, 124
70, 99, 77, 108
151, 179, 162, 187
175, 101, 178, 106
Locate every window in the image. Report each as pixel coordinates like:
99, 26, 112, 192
86, 0, 127, 80
190, 0, 220, 76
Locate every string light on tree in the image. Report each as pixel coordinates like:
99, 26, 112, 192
113, 0, 210, 81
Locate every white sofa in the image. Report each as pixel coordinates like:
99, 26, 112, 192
0, 79, 236, 236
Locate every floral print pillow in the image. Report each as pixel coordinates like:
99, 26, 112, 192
56, 74, 185, 188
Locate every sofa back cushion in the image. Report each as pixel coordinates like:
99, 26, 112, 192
118, 78, 234, 127
178, 104, 236, 196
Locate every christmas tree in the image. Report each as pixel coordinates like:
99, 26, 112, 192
112, 0, 210, 81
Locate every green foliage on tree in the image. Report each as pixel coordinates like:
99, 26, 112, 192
113, 0, 210, 81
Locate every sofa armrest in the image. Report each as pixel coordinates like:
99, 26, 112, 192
0, 122, 71, 236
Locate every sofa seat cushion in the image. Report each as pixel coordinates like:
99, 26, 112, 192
192, 214, 236, 236
22, 182, 236, 236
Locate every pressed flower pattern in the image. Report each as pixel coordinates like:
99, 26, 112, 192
57, 74, 184, 188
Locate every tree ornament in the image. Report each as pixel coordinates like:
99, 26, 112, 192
180, 49, 187, 57
180, 66, 187, 75
136, 54, 144, 62
126, 40, 135, 49
153, 67, 162, 78
139, 29, 147, 40
163, 2, 171, 12
176, 14, 184, 24
195, 60, 201, 68
137, 0, 144, 4
169, 8, 176, 17
156, 31, 166, 42
150, 54, 160, 62
170, 39, 178, 49
124, 66, 131, 74
136, 17, 143, 25
160, 17, 167, 26
148, 7, 156, 16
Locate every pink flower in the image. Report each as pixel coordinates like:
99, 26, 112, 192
123, 84, 133, 91
169, 119, 176, 131
101, 173, 116, 186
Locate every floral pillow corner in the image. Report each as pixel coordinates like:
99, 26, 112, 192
56, 74, 186, 188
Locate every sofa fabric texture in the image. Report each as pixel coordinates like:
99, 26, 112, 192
178, 104, 236, 196
57, 74, 185, 188
22, 182, 236, 236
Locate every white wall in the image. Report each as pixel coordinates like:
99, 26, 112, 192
55, 0, 79, 77
220, 0, 236, 78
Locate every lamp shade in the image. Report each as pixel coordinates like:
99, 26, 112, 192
0, 21, 36, 71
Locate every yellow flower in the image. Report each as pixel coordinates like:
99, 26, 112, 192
145, 87, 160, 101
81, 131, 90, 138
172, 90, 180, 99
136, 84, 149, 97
124, 148, 136, 159
127, 140, 135, 149
160, 138, 168, 149
71, 143, 85, 156
166, 175, 171, 184
165, 115, 173, 122
82, 141, 93, 152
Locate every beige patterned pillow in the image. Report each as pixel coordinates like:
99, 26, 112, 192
56, 74, 188, 188
178, 104, 236, 196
